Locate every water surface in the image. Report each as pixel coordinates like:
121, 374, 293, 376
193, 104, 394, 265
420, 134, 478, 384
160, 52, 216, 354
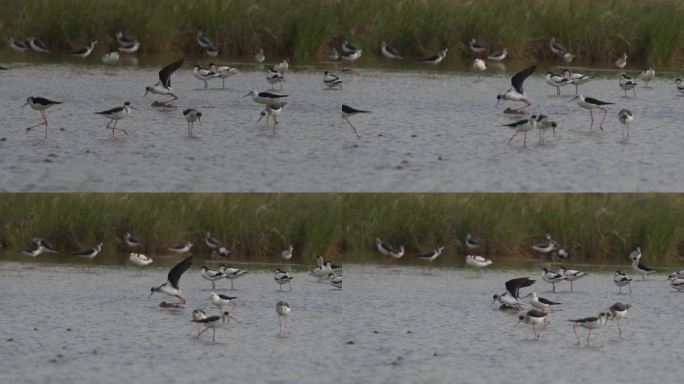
0, 262, 343, 383
344, 264, 684, 383
2, 261, 683, 383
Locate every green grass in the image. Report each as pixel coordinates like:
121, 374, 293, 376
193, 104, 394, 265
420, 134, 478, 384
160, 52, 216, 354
0, 193, 345, 263
2, 0, 684, 64
2, 194, 684, 265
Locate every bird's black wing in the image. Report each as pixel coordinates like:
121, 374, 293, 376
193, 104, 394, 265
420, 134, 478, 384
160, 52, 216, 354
168, 256, 192, 289
503, 118, 531, 128
73, 247, 94, 256
386, 44, 401, 57
95, 106, 124, 115
259, 92, 288, 98
159, 59, 184, 88
637, 262, 654, 272
505, 277, 535, 298
511, 65, 536, 94
342, 105, 369, 114
539, 297, 560, 305
584, 97, 614, 106
193, 315, 220, 323
33, 97, 60, 106
420, 53, 440, 62
528, 309, 547, 318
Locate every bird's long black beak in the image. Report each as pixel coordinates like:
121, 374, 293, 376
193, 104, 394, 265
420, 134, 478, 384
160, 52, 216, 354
568, 96, 578, 102
143, 90, 149, 98
241, 93, 251, 98
130, 106, 138, 111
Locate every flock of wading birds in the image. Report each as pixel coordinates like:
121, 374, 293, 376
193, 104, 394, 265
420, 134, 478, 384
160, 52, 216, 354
12, 229, 684, 345
15, 232, 341, 343
6, 33, 684, 143
376, 233, 684, 346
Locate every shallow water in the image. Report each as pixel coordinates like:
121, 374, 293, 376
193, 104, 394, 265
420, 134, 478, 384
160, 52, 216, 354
3, 261, 683, 383
344, 264, 684, 383
0, 262, 343, 384
1, 62, 683, 192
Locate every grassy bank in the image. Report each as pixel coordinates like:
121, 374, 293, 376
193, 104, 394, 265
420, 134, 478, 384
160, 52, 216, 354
1, 194, 684, 264
0, 194, 346, 263
1, 0, 683, 64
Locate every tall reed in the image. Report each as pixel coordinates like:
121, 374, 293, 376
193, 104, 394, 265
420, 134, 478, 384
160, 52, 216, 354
2, 0, 683, 64
1, 194, 684, 264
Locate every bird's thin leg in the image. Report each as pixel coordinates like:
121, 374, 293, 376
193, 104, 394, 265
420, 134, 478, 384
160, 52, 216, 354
43, 111, 49, 138
552, 283, 556, 292
345, 118, 361, 140
230, 280, 234, 290
26, 111, 48, 132
589, 110, 594, 129
222, 78, 226, 88
113, 120, 128, 136
619, 286, 622, 294
573, 325, 580, 345
508, 131, 519, 144
570, 281, 574, 292
628, 284, 632, 293
575, 84, 578, 94
212, 328, 216, 343
618, 320, 622, 338
514, 101, 532, 111
556, 87, 560, 96
25, 121, 46, 131
203, 80, 208, 90
289, 281, 292, 291
599, 107, 608, 129
279, 317, 282, 336
586, 329, 592, 346
198, 326, 210, 338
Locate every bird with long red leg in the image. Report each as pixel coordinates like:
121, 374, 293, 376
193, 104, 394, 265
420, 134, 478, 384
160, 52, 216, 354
497, 65, 536, 111
95, 101, 136, 137
150, 256, 192, 308
23, 97, 61, 138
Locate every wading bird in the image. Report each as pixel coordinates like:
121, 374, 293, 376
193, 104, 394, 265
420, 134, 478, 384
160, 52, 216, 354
22, 97, 61, 138
150, 256, 192, 306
